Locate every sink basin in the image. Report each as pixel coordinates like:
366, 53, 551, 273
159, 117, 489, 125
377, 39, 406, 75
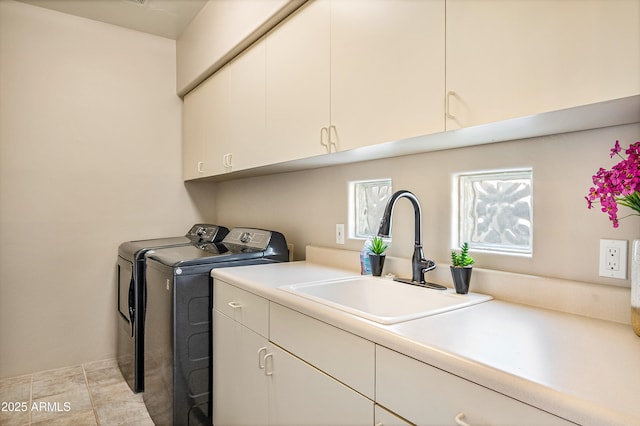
279, 276, 492, 324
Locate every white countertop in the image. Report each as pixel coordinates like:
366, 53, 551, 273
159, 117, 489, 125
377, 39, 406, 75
212, 261, 640, 426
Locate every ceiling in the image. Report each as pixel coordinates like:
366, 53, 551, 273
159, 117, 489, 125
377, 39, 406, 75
16, 0, 208, 40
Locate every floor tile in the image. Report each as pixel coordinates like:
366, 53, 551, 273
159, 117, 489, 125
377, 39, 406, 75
0, 359, 154, 425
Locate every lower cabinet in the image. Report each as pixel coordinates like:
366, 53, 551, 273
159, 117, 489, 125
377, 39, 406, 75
376, 346, 575, 426
212, 281, 373, 425
213, 279, 573, 426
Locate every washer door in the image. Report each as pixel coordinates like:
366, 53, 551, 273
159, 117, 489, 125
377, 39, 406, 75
117, 256, 139, 392
117, 257, 135, 332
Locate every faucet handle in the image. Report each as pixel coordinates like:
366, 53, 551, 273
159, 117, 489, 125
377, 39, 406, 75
422, 259, 436, 272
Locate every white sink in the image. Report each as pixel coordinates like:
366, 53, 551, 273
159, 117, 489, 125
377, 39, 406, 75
279, 276, 493, 324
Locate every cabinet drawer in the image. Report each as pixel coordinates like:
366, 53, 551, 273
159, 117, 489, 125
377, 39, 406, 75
376, 346, 575, 426
213, 279, 269, 338
269, 302, 375, 399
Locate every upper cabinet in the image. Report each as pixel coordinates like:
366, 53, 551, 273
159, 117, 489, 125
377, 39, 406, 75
265, 0, 332, 164
183, 40, 267, 179
177, 0, 305, 96
182, 65, 231, 180
445, 0, 640, 130
330, 0, 445, 151
264, 0, 445, 156
182, 0, 640, 181
184, 0, 446, 180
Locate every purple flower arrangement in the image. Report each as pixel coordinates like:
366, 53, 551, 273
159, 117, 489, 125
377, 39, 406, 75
586, 140, 640, 228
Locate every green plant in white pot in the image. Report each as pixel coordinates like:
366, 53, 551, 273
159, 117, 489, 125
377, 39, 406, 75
450, 242, 474, 294
368, 236, 388, 277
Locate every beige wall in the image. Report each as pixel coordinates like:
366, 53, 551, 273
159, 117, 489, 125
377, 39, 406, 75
0, 1, 216, 378
216, 123, 640, 285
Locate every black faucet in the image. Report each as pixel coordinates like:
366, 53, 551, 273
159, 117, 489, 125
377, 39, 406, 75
378, 190, 444, 289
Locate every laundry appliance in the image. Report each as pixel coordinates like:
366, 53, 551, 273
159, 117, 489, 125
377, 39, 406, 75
116, 224, 229, 393
142, 227, 289, 426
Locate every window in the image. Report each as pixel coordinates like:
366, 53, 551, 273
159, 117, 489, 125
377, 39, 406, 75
456, 169, 533, 255
349, 179, 392, 239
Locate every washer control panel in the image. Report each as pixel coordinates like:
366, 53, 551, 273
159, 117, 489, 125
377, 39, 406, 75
186, 224, 224, 243
223, 228, 272, 250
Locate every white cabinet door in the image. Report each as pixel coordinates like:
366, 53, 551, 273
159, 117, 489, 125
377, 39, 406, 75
376, 346, 574, 426
182, 87, 205, 180
268, 343, 374, 426
446, 0, 640, 130
212, 310, 269, 426
227, 40, 267, 171
265, 0, 331, 163
331, 0, 445, 151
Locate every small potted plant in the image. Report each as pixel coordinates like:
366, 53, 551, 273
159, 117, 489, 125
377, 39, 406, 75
450, 242, 474, 294
368, 236, 389, 277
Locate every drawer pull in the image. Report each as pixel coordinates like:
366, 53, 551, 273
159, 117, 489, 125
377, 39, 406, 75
228, 301, 242, 309
257, 347, 267, 369
264, 353, 274, 376
454, 412, 472, 426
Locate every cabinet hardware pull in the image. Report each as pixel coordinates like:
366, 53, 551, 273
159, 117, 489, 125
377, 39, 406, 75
228, 301, 242, 309
197, 161, 204, 173
454, 412, 472, 426
223, 153, 233, 169
264, 353, 274, 376
446, 90, 456, 119
328, 125, 338, 153
257, 347, 267, 369
320, 127, 330, 152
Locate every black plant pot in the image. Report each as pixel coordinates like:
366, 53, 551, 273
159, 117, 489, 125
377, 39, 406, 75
369, 254, 386, 277
450, 266, 472, 294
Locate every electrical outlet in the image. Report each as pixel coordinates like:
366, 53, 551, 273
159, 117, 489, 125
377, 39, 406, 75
599, 239, 628, 279
336, 224, 345, 244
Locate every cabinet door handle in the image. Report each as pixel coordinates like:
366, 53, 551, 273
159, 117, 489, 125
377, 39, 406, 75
197, 161, 204, 173
320, 127, 329, 152
264, 353, 274, 376
328, 125, 338, 153
446, 90, 457, 119
257, 347, 267, 369
454, 412, 472, 426
223, 153, 233, 169
227, 301, 242, 309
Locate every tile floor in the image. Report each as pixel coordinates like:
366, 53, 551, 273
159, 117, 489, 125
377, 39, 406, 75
0, 359, 154, 426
